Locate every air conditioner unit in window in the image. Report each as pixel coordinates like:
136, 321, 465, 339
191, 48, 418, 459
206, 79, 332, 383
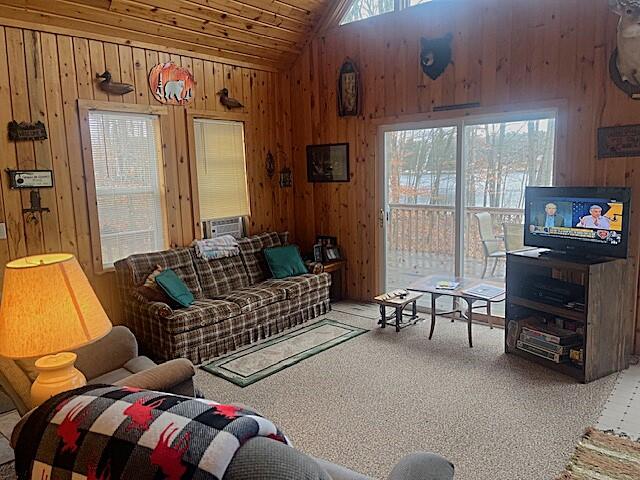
203, 217, 245, 239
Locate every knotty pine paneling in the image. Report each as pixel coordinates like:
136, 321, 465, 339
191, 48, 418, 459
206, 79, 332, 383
0, 26, 294, 322
288, 0, 640, 354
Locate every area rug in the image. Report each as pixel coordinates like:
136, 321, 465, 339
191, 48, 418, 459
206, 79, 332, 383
557, 428, 640, 479
201, 319, 367, 386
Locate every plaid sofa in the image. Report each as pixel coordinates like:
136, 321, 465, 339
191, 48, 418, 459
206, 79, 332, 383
114, 232, 331, 364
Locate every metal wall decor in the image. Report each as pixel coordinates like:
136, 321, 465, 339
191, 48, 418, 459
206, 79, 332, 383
8, 170, 54, 189
266, 151, 275, 178
307, 143, 349, 183
338, 58, 361, 117
148, 62, 195, 105
96, 71, 134, 95
608, 1, 640, 99
420, 33, 453, 81
598, 124, 640, 158
8, 121, 47, 141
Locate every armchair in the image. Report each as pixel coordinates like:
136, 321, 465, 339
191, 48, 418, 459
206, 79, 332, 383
0, 326, 196, 415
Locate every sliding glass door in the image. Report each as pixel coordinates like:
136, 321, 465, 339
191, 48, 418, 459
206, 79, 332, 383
381, 111, 556, 311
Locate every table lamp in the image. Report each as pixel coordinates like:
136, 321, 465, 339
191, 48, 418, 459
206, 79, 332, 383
0, 253, 112, 407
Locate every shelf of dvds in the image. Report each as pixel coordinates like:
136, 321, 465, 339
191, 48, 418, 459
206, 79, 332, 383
505, 249, 634, 383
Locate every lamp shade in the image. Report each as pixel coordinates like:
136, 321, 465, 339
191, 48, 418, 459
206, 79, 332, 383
0, 253, 112, 359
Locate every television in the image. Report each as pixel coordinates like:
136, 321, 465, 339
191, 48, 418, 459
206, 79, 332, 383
524, 186, 631, 258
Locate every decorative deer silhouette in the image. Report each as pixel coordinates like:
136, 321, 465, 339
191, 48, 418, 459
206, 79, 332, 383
124, 397, 164, 432
150, 423, 191, 480
57, 402, 87, 453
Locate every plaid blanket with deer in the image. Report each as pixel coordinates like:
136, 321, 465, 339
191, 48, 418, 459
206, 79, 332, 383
15, 385, 290, 480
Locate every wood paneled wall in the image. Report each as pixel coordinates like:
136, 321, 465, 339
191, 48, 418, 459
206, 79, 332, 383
0, 25, 293, 321
288, 0, 640, 352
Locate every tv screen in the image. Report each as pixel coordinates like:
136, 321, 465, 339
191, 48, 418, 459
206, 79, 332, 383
524, 187, 631, 258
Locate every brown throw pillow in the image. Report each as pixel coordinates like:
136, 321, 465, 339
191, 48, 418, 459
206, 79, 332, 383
136, 285, 176, 305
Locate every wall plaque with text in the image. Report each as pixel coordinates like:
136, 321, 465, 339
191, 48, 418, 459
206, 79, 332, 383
598, 125, 640, 159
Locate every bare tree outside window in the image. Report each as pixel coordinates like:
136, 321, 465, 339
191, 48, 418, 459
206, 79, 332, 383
341, 0, 394, 25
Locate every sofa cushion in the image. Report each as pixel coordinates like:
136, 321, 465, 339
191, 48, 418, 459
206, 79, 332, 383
217, 285, 286, 313
237, 232, 282, 284
262, 273, 332, 299
122, 248, 204, 298
163, 299, 242, 334
156, 269, 195, 307
191, 250, 251, 298
264, 245, 308, 279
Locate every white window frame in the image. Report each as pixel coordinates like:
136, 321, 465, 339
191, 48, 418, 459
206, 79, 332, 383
78, 100, 170, 273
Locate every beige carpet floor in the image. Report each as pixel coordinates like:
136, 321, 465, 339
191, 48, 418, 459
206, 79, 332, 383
195, 302, 617, 480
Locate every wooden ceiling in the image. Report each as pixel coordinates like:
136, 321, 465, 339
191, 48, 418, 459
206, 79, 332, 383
0, 0, 349, 69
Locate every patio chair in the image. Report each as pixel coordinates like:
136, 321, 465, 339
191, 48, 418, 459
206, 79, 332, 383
475, 212, 506, 278
503, 223, 525, 252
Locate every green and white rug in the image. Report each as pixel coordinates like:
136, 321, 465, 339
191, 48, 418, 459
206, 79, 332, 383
201, 319, 367, 387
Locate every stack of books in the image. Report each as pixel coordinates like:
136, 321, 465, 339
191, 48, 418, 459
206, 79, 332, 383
516, 323, 581, 364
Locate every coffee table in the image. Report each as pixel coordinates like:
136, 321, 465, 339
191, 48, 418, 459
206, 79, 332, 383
408, 275, 505, 348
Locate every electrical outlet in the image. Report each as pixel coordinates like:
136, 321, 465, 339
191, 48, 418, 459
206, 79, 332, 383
0, 223, 7, 240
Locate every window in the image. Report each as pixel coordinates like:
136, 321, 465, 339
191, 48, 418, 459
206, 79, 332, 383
192, 119, 250, 221
341, 0, 433, 25
87, 110, 168, 269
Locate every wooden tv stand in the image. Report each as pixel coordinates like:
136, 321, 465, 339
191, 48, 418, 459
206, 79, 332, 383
505, 248, 632, 383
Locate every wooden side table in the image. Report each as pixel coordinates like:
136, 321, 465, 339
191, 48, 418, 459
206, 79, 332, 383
373, 292, 423, 332
323, 259, 346, 301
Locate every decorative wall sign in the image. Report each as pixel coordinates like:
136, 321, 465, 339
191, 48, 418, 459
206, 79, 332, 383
148, 62, 195, 105
8, 170, 54, 189
266, 151, 275, 178
598, 124, 640, 158
608, 2, 640, 99
307, 143, 350, 183
8, 121, 47, 141
217, 88, 244, 109
96, 71, 134, 95
420, 33, 453, 81
338, 59, 361, 117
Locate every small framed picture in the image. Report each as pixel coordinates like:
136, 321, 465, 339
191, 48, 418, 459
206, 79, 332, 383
307, 143, 349, 183
316, 235, 337, 247
313, 244, 323, 263
325, 246, 341, 261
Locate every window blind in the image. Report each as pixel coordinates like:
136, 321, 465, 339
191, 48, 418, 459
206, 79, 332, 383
193, 119, 250, 220
88, 111, 168, 268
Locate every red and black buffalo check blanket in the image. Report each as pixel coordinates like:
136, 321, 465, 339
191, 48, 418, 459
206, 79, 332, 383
15, 385, 290, 480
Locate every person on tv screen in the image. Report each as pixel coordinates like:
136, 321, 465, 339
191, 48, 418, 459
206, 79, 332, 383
577, 205, 611, 229
534, 203, 565, 228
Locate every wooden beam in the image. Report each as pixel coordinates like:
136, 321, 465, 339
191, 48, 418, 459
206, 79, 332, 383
0, 1, 290, 63
107, 0, 302, 53
0, 8, 283, 70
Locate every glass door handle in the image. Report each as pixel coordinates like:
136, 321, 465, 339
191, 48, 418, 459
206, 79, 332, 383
379, 209, 385, 228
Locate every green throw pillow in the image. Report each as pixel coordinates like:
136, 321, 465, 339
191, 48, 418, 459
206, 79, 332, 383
264, 245, 308, 279
155, 269, 194, 308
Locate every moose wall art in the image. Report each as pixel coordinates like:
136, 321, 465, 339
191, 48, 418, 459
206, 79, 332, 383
148, 62, 195, 105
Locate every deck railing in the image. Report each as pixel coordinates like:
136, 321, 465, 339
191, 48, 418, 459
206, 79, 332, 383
387, 204, 524, 260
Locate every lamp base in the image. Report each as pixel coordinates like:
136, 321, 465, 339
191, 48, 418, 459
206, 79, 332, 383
31, 352, 87, 407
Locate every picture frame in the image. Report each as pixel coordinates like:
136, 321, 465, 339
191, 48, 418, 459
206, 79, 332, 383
307, 143, 350, 183
338, 59, 361, 117
313, 244, 323, 263
325, 245, 341, 261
